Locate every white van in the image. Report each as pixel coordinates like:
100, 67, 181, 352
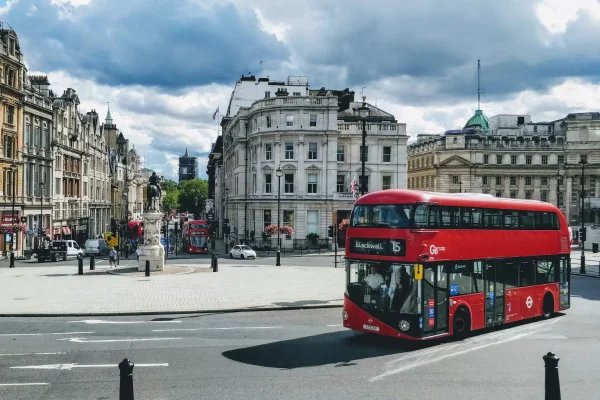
65, 240, 84, 259
84, 238, 109, 256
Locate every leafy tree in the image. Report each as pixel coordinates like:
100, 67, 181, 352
178, 179, 208, 214
161, 179, 180, 212
161, 179, 179, 193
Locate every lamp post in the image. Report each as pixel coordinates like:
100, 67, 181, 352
357, 96, 371, 196
224, 187, 229, 247
9, 161, 17, 268
459, 180, 463, 193
122, 191, 127, 258
276, 166, 283, 266
579, 155, 587, 274
39, 181, 45, 246
556, 169, 563, 209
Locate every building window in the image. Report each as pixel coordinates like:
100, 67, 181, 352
7, 70, 14, 87
558, 155, 564, 164
4, 135, 13, 158
283, 210, 294, 230
285, 143, 294, 159
308, 142, 318, 160
310, 114, 317, 127
510, 176, 517, 186
286, 114, 294, 127
541, 176, 548, 186
360, 146, 368, 162
525, 191, 532, 200
382, 146, 391, 163
452, 175, 460, 184
307, 210, 318, 235
525, 176, 532, 186
510, 191, 517, 199
496, 155, 502, 164
7, 105, 14, 125
483, 154, 489, 164
56, 178, 61, 195
533, 126, 538, 133
263, 210, 272, 229
252, 174, 257, 193
581, 154, 588, 163
337, 175, 345, 193
8, 38, 14, 56
307, 173, 318, 193
293, 92, 301, 96
382, 176, 392, 190
266, 116, 272, 128
511, 155, 517, 165
526, 155, 532, 165
264, 91, 270, 99
264, 174, 272, 193
541, 192, 548, 202
483, 176, 489, 185
496, 176, 502, 185
542, 155, 548, 165
265, 143, 272, 160
496, 191, 502, 198
361, 176, 369, 192
337, 145, 345, 162
284, 174, 294, 193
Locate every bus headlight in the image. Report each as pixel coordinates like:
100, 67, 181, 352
342, 311, 348, 321
399, 320, 410, 332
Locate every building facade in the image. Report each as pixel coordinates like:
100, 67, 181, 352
178, 148, 198, 182
23, 74, 53, 252
217, 85, 408, 248
126, 146, 145, 220
0, 24, 25, 255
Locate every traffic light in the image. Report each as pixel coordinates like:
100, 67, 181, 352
581, 227, 587, 242
328, 225, 334, 238
160, 225, 166, 236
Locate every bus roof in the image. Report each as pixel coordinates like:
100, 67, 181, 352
184, 220, 208, 225
356, 189, 560, 213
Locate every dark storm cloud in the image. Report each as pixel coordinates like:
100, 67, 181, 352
7, 0, 289, 90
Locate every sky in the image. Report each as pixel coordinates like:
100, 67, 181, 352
4, 0, 600, 180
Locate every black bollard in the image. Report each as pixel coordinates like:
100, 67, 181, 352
145, 260, 150, 277
212, 254, 218, 272
118, 358, 135, 400
90, 255, 95, 271
543, 352, 561, 400
78, 257, 83, 275
9, 252, 14, 268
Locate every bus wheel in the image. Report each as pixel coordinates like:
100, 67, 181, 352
453, 307, 471, 339
542, 293, 554, 319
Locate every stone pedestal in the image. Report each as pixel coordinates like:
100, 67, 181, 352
138, 211, 165, 272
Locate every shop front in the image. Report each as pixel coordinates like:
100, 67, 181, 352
0, 211, 24, 256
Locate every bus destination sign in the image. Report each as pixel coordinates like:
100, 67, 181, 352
350, 238, 406, 256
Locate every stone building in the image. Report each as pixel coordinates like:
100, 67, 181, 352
178, 148, 198, 182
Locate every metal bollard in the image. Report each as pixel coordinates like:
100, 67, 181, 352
145, 260, 150, 277
543, 352, 561, 400
212, 254, 218, 272
118, 358, 135, 400
90, 255, 95, 271
78, 257, 83, 275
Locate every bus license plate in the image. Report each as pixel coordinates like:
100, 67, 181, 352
363, 324, 380, 332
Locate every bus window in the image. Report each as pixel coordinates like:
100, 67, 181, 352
483, 209, 502, 228
450, 262, 475, 295
460, 208, 472, 228
413, 204, 428, 228
536, 259, 555, 284
471, 208, 482, 228
351, 204, 411, 228
519, 211, 536, 229
519, 259, 536, 287
427, 206, 440, 228
440, 207, 460, 228
504, 210, 519, 229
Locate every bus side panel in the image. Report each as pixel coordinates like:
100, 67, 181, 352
507, 283, 560, 322
449, 293, 486, 332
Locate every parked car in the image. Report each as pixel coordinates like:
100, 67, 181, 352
84, 238, 110, 256
229, 245, 257, 259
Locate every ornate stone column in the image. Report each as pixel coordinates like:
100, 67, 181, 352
138, 192, 164, 272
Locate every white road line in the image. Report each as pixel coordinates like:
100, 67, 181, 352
67, 319, 182, 325
326, 324, 343, 327
0, 352, 66, 356
58, 337, 181, 343
151, 326, 283, 332
0, 383, 49, 387
0, 332, 94, 337
11, 363, 168, 371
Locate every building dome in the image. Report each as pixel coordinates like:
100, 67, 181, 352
464, 109, 490, 132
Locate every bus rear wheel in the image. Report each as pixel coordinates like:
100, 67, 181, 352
453, 307, 471, 339
542, 293, 554, 319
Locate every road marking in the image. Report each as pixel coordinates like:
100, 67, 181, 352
0, 383, 49, 386
326, 324, 343, 327
0, 352, 66, 356
0, 332, 94, 337
11, 363, 168, 371
152, 326, 283, 332
58, 337, 181, 343
67, 319, 182, 325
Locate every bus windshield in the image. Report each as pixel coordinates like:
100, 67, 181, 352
189, 236, 207, 248
190, 223, 207, 229
351, 204, 412, 228
347, 261, 419, 315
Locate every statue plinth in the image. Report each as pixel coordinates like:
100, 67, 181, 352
138, 211, 164, 272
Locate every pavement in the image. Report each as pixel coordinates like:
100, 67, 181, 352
570, 247, 600, 277
0, 274, 598, 399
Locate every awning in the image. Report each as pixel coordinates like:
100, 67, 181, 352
128, 220, 142, 229
62, 227, 71, 235
54, 229, 61, 235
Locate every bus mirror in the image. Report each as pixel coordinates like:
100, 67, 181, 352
414, 264, 423, 280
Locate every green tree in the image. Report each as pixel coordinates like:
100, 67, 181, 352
178, 179, 208, 214
161, 179, 180, 212
161, 179, 179, 193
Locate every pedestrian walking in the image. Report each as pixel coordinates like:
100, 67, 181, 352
136, 247, 142, 261
109, 247, 118, 268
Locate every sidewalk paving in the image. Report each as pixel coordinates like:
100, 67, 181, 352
0, 259, 345, 316
571, 249, 600, 278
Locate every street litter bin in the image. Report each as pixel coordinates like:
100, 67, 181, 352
593, 242, 598, 253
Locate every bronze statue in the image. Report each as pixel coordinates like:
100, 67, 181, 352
146, 172, 162, 211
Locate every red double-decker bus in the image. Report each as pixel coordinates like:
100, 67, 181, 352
182, 220, 209, 254
343, 190, 571, 340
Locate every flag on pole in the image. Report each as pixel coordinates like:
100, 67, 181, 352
212, 107, 219, 120
351, 175, 358, 198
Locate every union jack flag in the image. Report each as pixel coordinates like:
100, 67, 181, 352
351, 176, 358, 198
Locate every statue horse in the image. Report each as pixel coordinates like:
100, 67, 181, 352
146, 184, 161, 211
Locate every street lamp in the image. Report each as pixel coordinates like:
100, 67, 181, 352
39, 180, 45, 245
556, 169, 564, 209
225, 187, 229, 246
9, 161, 17, 268
579, 155, 588, 274
276, 166, 283, 266
459, 180, 463, 193
357, 96, 371, 196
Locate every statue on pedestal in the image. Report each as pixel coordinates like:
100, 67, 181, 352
146, 172, 162, 212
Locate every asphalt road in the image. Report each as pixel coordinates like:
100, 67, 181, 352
0, 275, 598, 400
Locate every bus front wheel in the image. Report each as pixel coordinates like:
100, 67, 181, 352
542, 293, 554, 319
453, 307, 471, 339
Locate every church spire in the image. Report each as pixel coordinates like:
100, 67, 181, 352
105, 102, 113, 125
184, 147, 189, 157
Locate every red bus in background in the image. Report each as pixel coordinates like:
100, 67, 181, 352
343, 189, 571, 340
182, 220, 209, 254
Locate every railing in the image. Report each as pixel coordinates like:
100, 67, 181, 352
249, 96, 335, 113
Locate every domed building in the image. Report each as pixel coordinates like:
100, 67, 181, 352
464, 109, 490, 133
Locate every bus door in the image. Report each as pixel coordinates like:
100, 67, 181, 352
422, 263, 449, 337
484, 259, 505, 326
558, 256, 570, 309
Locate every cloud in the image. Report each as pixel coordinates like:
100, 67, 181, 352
9, 0, 289, 90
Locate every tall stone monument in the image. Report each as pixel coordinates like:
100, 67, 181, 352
138, 172, 165, 272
